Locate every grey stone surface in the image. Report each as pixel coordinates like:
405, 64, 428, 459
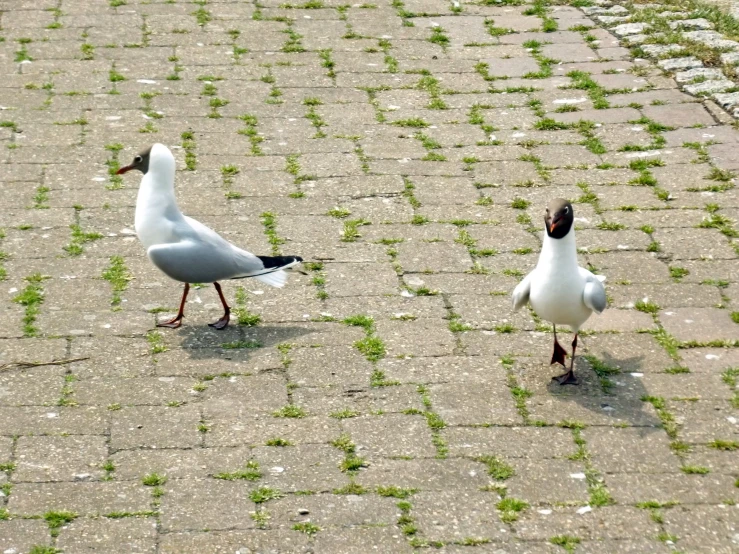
684, 79, 738, 95
657, 57, 704, 71
612, 23, 650, 36
675, 67, 726, 84
0, 0, 737, 551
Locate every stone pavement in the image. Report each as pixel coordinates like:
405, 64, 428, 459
0, 0, 738, 552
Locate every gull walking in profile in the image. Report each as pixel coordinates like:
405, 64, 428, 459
512, 199, 606, 384
117, 143, 302, 329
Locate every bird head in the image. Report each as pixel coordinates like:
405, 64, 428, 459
116, 143, 175, 177
544, 198, 574, 239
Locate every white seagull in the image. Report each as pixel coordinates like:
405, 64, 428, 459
117, 143, 303, 329
512, 198, 606, 384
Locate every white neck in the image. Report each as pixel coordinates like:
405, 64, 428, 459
134, 146, 183, 247
538, 228, 578, 270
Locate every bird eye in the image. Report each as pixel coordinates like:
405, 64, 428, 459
564, 206, 569, 214
135, 156, 142, 163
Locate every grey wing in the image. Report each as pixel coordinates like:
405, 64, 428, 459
148, 241, 249, 283
512, 272, 533, 311
583, 275, 607, 314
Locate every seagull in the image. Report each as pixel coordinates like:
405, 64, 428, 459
117, 143, 303, 330
512, 198, 606, 385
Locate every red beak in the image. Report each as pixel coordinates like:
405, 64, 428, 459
549, 217, 562, 233
116, 165, 133, 175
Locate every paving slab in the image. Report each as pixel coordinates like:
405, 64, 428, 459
0, 0, 737, 551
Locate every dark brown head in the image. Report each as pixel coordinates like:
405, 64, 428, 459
544, 198, 574, 239
117, 145, 153, 175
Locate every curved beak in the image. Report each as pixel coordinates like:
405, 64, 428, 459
549, 216, 563, 234
116, 165, 133, 175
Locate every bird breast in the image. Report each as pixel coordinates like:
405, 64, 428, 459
529, 266, 591, 329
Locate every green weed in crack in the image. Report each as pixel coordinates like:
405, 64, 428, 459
13, 273, 49, 337
260, 212, 286, 255
102, 255, 131, 310
497, 497, 529, 523
415, 74, 448, 110
104, 142, 125, 189
293, 522, 321, 536
318, 49, 336, 78
146, 331, 167, 355
233, 286, 262, 327
214, 460, 262, 481
250, 487, 284, 503
565, 71, 608, 109
58, 373, 78, 407
64, 222, 103, 257
333, 481, 367, 495
417, 384, 448, 458
502, 355, 532, 423
341, 218, 371, 242
181, 131, 197, 170
396, 499, 418, 537
582, 354, 620, 394
281, 25, 306, 53
44, 511, 77, 536
378, 38, 399, 73
331, 433, 368, 473
304, 261, 328, 300
550, 535, 581, 553
574, 120, 607, 154
238, 114, 264, 156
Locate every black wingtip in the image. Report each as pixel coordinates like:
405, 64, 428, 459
257, 255, 303, 269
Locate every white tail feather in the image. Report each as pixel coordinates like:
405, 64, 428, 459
253, 269, 288, 288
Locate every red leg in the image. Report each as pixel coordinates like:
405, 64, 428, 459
551, 324, 567, 367
208, 282, 231, 330
553, 333, 579, 385
157, 283, 190, 329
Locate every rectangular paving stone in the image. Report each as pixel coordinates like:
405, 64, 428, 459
110, 405, 201, 450
205, 415, 341, 448
159, 529, 310, 553
505, 459, 589, 504
0, 406, 108, 436
607, 472, 739, 505
583, 427, 680, 474
250, 444, 346, 492
429, 382, 522, 426
111, 446, 253, 481
8, 482, 151, 516
358, 459, 490, 491
14, 435, 108, 483
0, 520, 51, 554
268, 493, 399, 528
515, 506, 660, 541
412, 490, 509, 543
160, 479, 256, 532
444, 426, 575, 459
343, 414, 436, 458
56, 517, 157, 554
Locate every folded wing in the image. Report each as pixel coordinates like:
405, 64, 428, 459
512, 272, 533, 312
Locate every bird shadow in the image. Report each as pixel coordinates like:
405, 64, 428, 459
530, 348, 663, 434
154, 324, 315, 374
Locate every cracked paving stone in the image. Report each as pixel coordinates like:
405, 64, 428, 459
8, 481, 152, 516
0, 520, 51, 554
56, 517, 157, 554
159, 530, 310, 553
14, 435, 108, 483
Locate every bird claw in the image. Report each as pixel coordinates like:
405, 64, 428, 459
552, 370, 578, 386
208, 315, 230, 330
550, 340, 567, 367
156, 316, 183, 329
